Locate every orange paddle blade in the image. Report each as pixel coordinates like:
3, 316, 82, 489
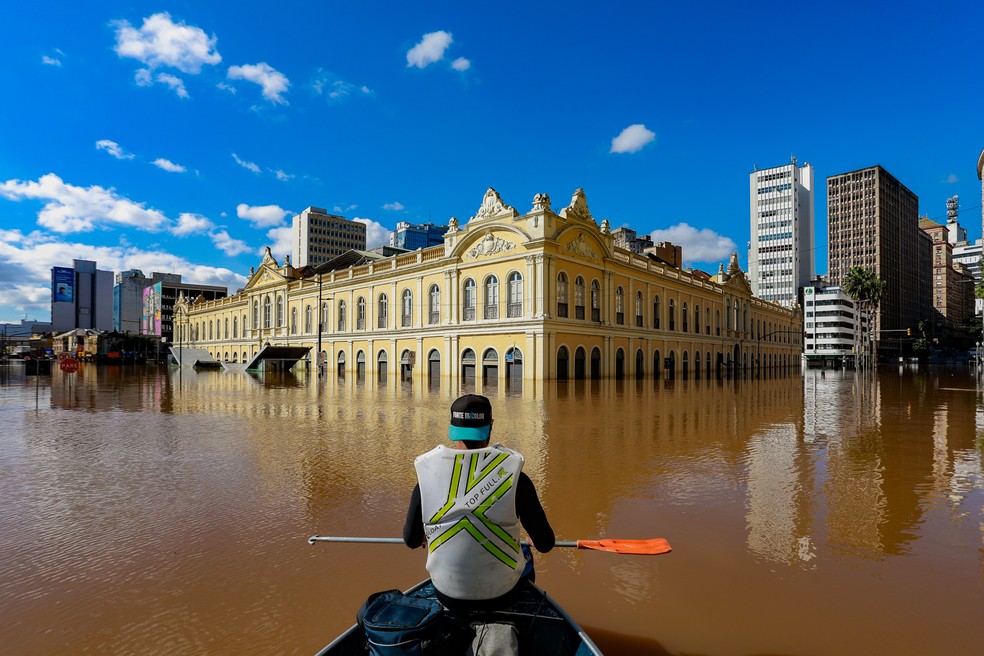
575, 538, 671, 555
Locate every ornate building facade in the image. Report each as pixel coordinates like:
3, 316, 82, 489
176, 188, 802, 385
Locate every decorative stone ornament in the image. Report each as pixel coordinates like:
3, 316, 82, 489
560, 188, 593, 222
467, 232, 515, 259
532, 193, 551, 212
600, 219, 610, 234
472, 188, 518, 221
565, 233, 598, 261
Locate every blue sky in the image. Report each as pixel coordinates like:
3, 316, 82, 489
2, 1, 982, 324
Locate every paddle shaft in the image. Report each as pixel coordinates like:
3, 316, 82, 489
307, 535, 575, 546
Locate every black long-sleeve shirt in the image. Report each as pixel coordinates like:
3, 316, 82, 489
402, 472, 555, 552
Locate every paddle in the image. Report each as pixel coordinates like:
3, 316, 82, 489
307, 535, 671, 555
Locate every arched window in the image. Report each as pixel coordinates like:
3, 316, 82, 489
590, 280, 601, 322
321, 302, 328, 332
557, 273, 569, 318
224, 318, 228, 339
357, 297, 366, 330
669, 298, 676, 331
337, 300, 346, 331
653, 295, 661, 329
716, 309, 721, 336
463, 279, 477, 321
615, 287, 625, 325
429, 284, 440, 324
695, 305, 701, 334
507, 272, 522, 317
574, 276, 586, 320
263, 296, 271, 328
208, 321, 213, 340
557, 346, 569, 380
290, 307, 297, 334
305, 305, 312, 333
253, 300, 260, 329
401, 289, 412, 327
233, 316, 238, 339
484, 275, 499, 319
276, 294, 284, 327
635, 291, 643, 327
683, 302, 689, 332
378, 293, 388, 329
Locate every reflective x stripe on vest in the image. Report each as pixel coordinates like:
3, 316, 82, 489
426, 450, 519, 568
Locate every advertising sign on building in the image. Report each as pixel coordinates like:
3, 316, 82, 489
52, 267, 74, 303
142, 282, 162, 336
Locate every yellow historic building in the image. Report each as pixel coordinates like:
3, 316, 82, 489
176, 188, 802, 387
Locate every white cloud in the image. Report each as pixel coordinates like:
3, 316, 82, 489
231, 153, 260, 173
261, 226, 293, 258
0, 229, 245, 321
648, 223, 736, 264
610, 124, 656, 154
216, 81, 237, 94
172, 213, 213, 236
407, 31, 453, 68
946, 174, 959, 184
42, 55, 62, 67
113, 12, 221, 74
154, 72, 189, 98
274, 169, 294, 181
211, 230, 252, 256
355, 217, 390, 249
451, 57, 471, 72
311, 69, 374, 101
152, 158, 186, 173
0, 173, 170, 233
383, 202, 405, 211
134, 68, 189, 98
227, 62, 289, 104
135, 68, 153, 86
237, 203, 290, 228
96, 139, 135, 160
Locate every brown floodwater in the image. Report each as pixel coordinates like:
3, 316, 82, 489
1, 363, 982, 655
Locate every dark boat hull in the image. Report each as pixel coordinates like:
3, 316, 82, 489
317, 579, 602, 655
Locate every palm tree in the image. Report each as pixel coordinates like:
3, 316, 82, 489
843, 266, 886, 367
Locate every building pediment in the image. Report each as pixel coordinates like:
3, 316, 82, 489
454, 227, 526, 261
557, 228, 607, 262
244, 266, 287, 291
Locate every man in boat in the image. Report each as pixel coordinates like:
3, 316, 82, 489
403, 394, 555, 610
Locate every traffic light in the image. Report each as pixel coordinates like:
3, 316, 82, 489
907, 327, 911, 337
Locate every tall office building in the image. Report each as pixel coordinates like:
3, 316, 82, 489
292, 207, 367, 267
389, 221, 448, 250
918, 218, 975, 343
748, 158, 814, 308
51, 260, 114, 333
827, 165, 929, 356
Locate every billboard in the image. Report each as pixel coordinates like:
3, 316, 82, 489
142, 282, 162, 336
52, 267, 74, 303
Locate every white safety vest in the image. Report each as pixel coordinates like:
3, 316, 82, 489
414, 444, 525, 600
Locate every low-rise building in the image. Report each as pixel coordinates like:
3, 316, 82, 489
179, 188, 802, 386
802, 282, 861, 365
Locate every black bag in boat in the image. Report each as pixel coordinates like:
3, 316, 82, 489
357, 590, 444, 656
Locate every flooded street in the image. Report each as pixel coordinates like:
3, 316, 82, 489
1, 364, 982, 655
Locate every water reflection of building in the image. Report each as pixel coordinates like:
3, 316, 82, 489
799, 371, 982, 562
179, 188, 802, 384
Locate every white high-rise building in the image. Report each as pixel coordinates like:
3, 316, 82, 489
291, 207, 367, 267
748, 158, 815, 308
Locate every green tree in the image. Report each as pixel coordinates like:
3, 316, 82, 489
843, 266, 886, 367
976, 256, 984, 300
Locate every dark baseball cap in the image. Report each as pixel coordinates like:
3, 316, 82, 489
449, 394, 493, 441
